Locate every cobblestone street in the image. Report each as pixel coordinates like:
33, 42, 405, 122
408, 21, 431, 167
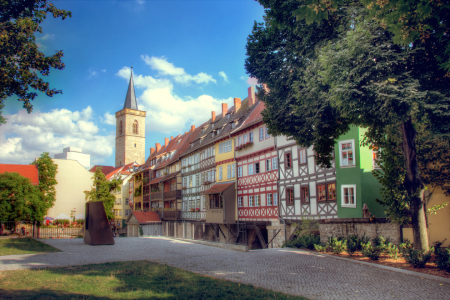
0, 237, 449, 300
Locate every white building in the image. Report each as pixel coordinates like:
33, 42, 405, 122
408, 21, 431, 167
54, 147, 90, 170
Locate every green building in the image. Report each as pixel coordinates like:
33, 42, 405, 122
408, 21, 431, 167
335, 126, 385, 218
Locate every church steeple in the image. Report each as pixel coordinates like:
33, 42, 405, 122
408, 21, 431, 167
123, 67, 138, 110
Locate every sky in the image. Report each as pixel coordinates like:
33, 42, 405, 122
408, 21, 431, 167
0, 0, 265, 167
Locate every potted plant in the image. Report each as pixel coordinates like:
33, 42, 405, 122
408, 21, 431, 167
182, 187, 187, 190
190, 208, 195, 212
195, 208, 200, 212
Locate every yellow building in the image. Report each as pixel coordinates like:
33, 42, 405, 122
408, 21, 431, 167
215, 138, 236, 184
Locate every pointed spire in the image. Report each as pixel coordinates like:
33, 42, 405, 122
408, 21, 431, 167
123, 67, 138, 110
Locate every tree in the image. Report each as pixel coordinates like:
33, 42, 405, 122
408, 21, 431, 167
293, 0, 450, 73
0, 0, 72, 125
245, 1, 450, 250
0, 172, 46, 221
31, 152, 58, 210
84, 167, 122, 221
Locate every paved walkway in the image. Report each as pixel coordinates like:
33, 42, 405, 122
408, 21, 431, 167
1, 237, 449, 300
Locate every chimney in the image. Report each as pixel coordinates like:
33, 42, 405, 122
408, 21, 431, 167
165, 138, 169, 147
211, 111, 216, 122
170, 136, 173, 140
150, 147, 155, 155
221, 103, 228, 117
191, 125, 195, 132
248, 86, 256, 106
234, 98, 241, 112
263, 83, 270, 94
155, 143, 161, 153
185, 131, 188, 134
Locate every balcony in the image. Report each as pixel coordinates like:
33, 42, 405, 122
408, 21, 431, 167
163, 190, 182, 200
143, 194, 150, 203
182, 211, 206, 220
156, 209, 181, 220
151, 192, 163, 200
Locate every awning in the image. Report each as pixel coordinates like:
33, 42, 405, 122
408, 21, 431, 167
149, 177, 163, 185
161, 171, 181, 182
202, 182, 235, 194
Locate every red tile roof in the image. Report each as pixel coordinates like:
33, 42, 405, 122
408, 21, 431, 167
149, 177, 163, 185
202, 182, 235, 194
0, 164, 39, 185
233, 101, 265, 133
90, 165, 117, 175
131, 211, 161, 223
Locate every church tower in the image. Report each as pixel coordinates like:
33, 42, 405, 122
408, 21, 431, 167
115, 68, 146, 167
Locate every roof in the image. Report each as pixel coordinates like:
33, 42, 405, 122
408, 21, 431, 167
0, 164, 39, 185
161, 170, 180, 182
234, 101, 265, 133
104, 162, 136, 180
202, 182, 235, 194
123, 69, 138, 110
128, 211, 161, 224
89, 165, 117, 175
149, 176, 163, 185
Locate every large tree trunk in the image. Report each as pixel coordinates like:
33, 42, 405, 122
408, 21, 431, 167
401, 117, 429, 251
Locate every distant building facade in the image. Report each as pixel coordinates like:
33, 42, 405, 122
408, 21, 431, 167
54, 147, 90, 170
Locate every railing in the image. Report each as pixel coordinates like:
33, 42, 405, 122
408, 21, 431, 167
143, 195, 150, 203
162, 210, 181, 220
181, 211, 206, 220
164, 190, 182, 200
0, 221, 84, 239
151, 192, 163, 200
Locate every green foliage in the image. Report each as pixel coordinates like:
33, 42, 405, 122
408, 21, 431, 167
0, 237, 61, 256
75, 219, 84, 224
361, 241, 384, 260
31, 152, 58, 211
404, 248, 432, 268
84, 167, 122, 221
327, 237, 347, 254
399, 239, 414, 255
0, 172, 47, 221
0, 0, 72, 125
134, 185, 142, 197
346, 235, 359, 256
53, 219, 69, 226
287, 233, 320, 250
139, 226, 143, 236
427, 202, 449, 215
435, 246, 450, 272
292, 218, 319, 236
314, 244, 327, 253
385, 243, 399, 260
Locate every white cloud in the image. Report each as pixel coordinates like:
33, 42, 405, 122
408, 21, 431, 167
87, 70, 97, 79
116, 67, 233, 134
136, 0, 145, 4
0, 107, 114, 165
102, 112, 116, 125
141, 55, 216, 85
39, 34, 55, 41
101, 69, 106, 73
247, 77, 259, 86
219, 71, 229, 83
240, 76, 246, 80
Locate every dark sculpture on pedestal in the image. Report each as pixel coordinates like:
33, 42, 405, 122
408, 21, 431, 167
84, 202, 115, 245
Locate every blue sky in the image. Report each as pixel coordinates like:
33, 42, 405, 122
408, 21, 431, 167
0, 0, 265, 167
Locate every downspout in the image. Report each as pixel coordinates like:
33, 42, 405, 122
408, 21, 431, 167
229, 132, 238, 236
275, 135, 287, 246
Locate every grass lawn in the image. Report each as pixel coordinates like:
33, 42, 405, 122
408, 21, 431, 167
0, 238, 61, 256
0, 261, 308, 299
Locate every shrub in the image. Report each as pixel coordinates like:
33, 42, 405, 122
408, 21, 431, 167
433, 239, 447, 254
359, 233, 370, 249
361, 242, 384, 260
53, 219, 70, 226
287, 233, 320, 250
385, 243, 399, 260
314, 244, 327, 253
435, 246, 450, 272
399, 239, 413, 255
75, 219, 84, 224
327, 237, 347, 254
404, 248, 432, 268
346, 235, 359, 256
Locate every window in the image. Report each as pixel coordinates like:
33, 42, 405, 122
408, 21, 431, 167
286, 188, 294, 205
219, 140, 232, 154
232, 163, 236, 178
125, 209, 131, 217
265, 127, 270, 139
133, 120, 138, 134
219, 166, 223, 180
134, 143, 136, 147
249, 195, 254, 207
194, 154, 199, 163
238, 166, 243, 177
119, 120, 123, 135
339, 140, 355, 167
195, 174, 200, 186
189, 176, 193, 187
125, 198, 129, 205
272, 157, 278, 169
244, 134, 248, 143
259, 127, 264, 141
227, 165, 231, 179
342, 185, 356, 207
183, 177, 187, 188
238, 136, 242, 146
249, 132, 253, 143
267, 193, 273, 206
255, 195, 260, 206
318, 184, 326, 201
327, 183, 337, 200
373, 146, 381, 169
299, 149, 307, 164
285, 153, 292, 168
210, 194, 223, 209
248, 164, 254, 175
238, 196, 243, 207
301, 187, 309, 202
211, 147, 215, 156
119, 210, 122, 216
170, 181, 176, 191
273, 192, 278, 206
255, 162, 260, 174
266, 159, 271, 171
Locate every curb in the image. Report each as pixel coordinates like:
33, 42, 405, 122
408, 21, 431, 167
153, 236, 250, 252
280, 248, 450, 284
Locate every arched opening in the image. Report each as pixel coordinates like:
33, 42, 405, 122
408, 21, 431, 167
133, 120, 138, 134
119, 120, 123, 135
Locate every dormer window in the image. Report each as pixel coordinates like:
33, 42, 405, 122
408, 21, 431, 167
232, 123, 235, 129
212, 124, 214, 129
191, 143, 193, 148
212, 132, 215, 138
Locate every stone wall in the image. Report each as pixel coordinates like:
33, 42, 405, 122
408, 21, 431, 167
267, 220, 289, 248
319, 218, 401, 245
